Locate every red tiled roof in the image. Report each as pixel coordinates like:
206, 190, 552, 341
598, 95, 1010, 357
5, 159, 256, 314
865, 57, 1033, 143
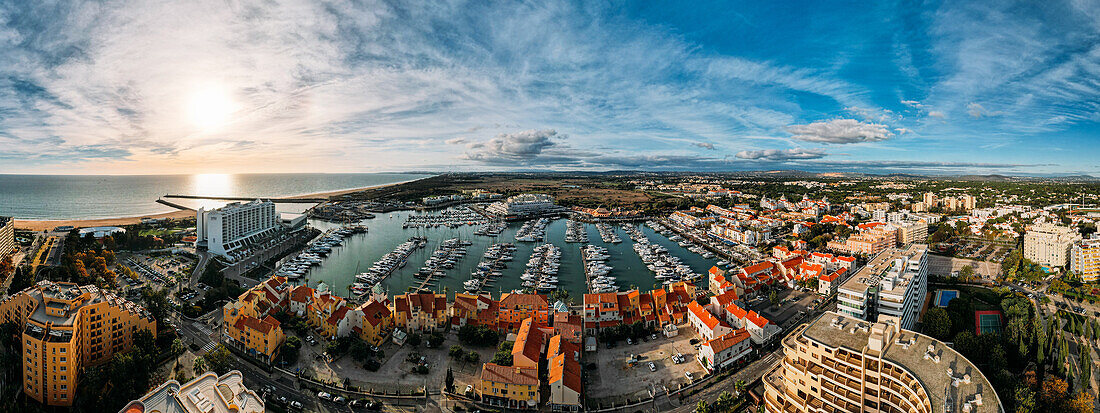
234, 314, 277, 334
726, 303, 747, 320
361, 300, 390, 326
481, 363, 538, 386
746, 311, 769, 328
326, 305, 351, 326
513, 318, 544, 363
290, 286, 313, 303
500, 293, 548, 308
712, 289, 738, 307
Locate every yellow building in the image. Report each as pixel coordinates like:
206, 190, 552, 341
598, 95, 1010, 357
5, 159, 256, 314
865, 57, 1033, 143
356, 300, 392, 346
391, 293, 448, 332
762, 311, 1001, 413
0, 281, 157, 406
222, 312, 284, 363
479, 363, 539, 410
1071, 238, 1100, 282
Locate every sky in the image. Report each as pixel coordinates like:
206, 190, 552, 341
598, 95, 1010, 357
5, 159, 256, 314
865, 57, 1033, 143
0, 0, 1098, 176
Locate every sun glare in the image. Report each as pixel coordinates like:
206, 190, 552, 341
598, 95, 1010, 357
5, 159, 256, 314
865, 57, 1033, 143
187, 86, 236, 131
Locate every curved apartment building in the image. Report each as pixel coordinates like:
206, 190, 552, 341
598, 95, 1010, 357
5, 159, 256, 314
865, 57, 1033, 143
763, 311, 1001, 413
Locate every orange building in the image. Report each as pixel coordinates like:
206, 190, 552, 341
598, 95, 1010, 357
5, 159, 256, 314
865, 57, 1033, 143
0, 281, 157, 406
497, 293, 549, 332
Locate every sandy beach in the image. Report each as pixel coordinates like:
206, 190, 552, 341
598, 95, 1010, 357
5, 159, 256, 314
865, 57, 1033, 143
12, 176, 431, 231
15, 210, 195, 232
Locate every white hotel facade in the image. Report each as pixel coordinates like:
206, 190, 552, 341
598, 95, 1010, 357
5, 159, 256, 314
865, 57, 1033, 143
196, 200, 280, 258
837, 244, 928, 330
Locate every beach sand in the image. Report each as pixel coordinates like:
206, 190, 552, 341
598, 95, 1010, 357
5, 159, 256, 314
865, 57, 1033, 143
13, 176, 430, 231
15, 210, 195, 232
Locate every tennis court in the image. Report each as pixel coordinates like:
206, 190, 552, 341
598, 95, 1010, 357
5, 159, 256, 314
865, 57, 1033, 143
935, 290, 959, 307
975, 311, 1003, 335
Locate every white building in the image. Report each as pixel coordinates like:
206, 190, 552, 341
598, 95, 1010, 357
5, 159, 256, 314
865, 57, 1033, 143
0, 216, 14, 259
837, 244, 928, 330
698, 330, 752, 373
77, 226, 126, 238
486, 194, 558, 218
1024, 224, 1081, 268
196, 200, 280, 258
118, 370, 264, 413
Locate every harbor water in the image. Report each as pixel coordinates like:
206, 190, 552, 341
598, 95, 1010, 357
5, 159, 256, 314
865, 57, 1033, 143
303, 211, 720, 301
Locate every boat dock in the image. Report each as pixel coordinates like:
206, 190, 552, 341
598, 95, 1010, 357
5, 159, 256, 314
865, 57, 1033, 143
156, 198, 195, 211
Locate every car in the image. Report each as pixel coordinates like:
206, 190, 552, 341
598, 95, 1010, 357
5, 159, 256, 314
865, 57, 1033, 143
366, 401, 383, 410
333, 396, 346, 403
651, 334, 658, 340
350, 399, 367, 407
627, 338, 633, 345
465, 384, 474, 395
649, 362, 657, 372
261, 385, 275, 394
684, 372, 694, 381
317, 391, 332, 400
288, 401, 303, 409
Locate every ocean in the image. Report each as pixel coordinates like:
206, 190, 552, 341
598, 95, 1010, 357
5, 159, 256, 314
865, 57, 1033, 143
0, 173, 433, 220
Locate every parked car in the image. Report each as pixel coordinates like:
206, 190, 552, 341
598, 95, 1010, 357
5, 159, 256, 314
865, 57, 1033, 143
317, 391, 332, 400
684, 372, 694, 381
288, 401, 303, 409
465, 384, 474, 395
649, 362, 657, 372
333, 396, 346, 403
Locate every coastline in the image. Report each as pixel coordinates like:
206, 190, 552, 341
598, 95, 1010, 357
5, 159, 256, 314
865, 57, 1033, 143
12, 175, 434, 231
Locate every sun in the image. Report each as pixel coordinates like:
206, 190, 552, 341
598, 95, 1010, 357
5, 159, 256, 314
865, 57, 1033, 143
187, 86, 236, 131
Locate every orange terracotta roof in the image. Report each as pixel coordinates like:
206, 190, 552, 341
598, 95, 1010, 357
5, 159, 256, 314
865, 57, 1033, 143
361, 301, 391, 326
725, 303, 748, 320
687, 301, 721, 329
712, 289, 739, 307
512, 318, 544, 363
500, 293, 549, 308
745, 311, 769, 328
548, 353, 582, 393
326, 306, 351, 326
704, 329, 751, 353
290, 286, 313, 303
233, 314, 277, 334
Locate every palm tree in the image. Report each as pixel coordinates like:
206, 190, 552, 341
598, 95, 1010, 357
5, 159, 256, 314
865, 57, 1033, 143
734, 379, 746, 395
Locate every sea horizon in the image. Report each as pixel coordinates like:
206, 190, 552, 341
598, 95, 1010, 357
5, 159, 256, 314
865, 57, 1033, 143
0, 173, 433, 220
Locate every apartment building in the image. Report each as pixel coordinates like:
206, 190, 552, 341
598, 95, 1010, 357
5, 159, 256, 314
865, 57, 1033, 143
0, 281, 157, 406
547, 335, 582, 411
837, 244, 928, 331
486, 194, 560, 219
1024, 224, 1081, 267
391, 292, 448, 332
895, 221, 928, 244
762, 311, 1000, 413
118, 370, 264, 413
498, 293, 550, 332
1071, 237, 1100, 282
0, 216, 14, 259
196, 200, 280, 258
698, 329, 752, 373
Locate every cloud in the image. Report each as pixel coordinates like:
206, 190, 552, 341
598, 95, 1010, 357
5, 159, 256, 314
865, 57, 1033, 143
693, 142, 716, 150
966, 102, 1003, 118
735, 148, 827, 161
901, 100, 926, 109
462, 129, 586, 165
928, 111, 946, 119
787, 119, 893, 144
445, 138, 467, 145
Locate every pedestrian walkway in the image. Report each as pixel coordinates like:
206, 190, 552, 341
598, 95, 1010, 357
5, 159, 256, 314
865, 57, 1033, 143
201, 341, 219, 353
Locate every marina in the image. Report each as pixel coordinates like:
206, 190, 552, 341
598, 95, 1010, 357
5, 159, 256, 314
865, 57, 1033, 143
299, 209, 720, 299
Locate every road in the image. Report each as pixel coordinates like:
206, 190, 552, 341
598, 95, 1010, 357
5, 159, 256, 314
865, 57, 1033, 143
662, 349, 782, 412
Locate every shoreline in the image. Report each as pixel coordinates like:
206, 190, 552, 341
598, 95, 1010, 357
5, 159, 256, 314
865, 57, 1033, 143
13, 175, 435, 231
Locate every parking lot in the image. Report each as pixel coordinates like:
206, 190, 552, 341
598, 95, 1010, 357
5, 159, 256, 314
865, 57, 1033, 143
586, 327, 707, 405
744, 288, 819, 329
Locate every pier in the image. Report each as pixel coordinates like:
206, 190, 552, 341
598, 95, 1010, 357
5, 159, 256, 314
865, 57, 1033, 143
164, 194, 326, 203
156, 198, 195, 211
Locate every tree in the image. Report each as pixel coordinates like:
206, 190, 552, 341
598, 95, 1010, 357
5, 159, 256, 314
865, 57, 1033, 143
141, 288, 171, 325
201, 344, 234, 375
922, 308, 952, 340
1014, 386, 1036, 413
445, 367, 455, 392
695, 400, 710, 413
767, 290, 780, 307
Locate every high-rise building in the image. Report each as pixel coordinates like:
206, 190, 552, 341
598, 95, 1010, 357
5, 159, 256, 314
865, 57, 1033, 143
922, 192, 936, 208
895, 221, 928, 245
762, 311, 1001, 413
960, 194, 976, 211
0, 216, 14, 259
1071, 237, 1100, 282
196, 200, 280, 258
1024, 224, 1081, 268
0, 281, 157, 406
118, 370, 265, 413
836, 244, 928, 330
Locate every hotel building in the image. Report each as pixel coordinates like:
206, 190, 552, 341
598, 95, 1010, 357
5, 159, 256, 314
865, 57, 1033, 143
196, 200, 280, 258
0, 281, 157, 406
118, 370, 264, 413
837, 244, 928, 331
763, 311, 1001, 413
1024, 224, 1081, 268
486, 194, 561, 219
1071, 237, 1100, 282
0, 216, 14, 259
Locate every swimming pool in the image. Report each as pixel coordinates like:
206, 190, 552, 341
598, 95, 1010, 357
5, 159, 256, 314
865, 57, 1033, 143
936, 290, 959, 307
